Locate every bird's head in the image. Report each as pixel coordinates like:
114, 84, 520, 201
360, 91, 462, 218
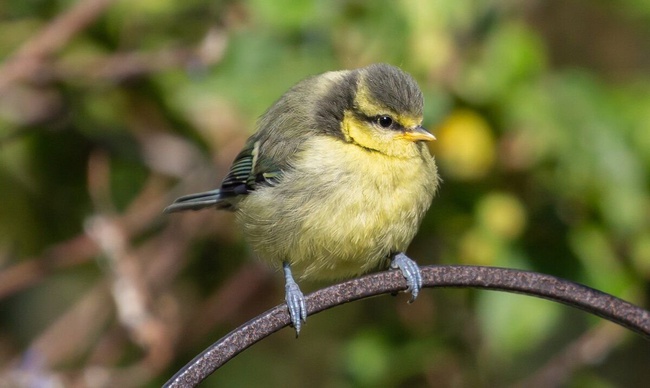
340, 64, 435, 157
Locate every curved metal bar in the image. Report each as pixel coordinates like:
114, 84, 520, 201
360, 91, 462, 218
164, 265, 650, 387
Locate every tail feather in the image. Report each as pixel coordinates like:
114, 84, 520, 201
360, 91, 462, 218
164, 189, 223, 213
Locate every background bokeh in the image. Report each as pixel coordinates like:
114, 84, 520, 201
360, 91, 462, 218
1, 0, 650, 386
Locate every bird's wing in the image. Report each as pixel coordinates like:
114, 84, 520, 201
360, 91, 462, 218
165, 136, 289, 213
219, 140, 283, 198
219, 142, 257, 197
164, 141, 270, 213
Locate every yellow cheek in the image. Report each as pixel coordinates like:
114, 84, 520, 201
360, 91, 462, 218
342, 111, 378, 146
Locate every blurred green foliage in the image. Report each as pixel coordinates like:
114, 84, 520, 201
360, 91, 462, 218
1, 0, 650, 387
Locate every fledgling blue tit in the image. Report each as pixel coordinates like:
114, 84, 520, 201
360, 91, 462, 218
165, 63, 440, 335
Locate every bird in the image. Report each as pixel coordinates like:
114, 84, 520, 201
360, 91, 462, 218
165, 63, 440, 335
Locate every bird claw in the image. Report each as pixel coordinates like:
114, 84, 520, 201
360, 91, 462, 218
390, 253, 423, 303
285, 281, 307, 336
283, 262, 307, 336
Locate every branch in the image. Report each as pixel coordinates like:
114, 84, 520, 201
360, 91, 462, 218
164, 265, 650, 387
0, 0, 116, 94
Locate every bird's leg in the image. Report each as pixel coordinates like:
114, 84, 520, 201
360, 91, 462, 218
283, 261, 307, 336
390, 252, 423, 303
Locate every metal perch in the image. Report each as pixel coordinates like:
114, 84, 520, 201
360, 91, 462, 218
164, 265, 650, 387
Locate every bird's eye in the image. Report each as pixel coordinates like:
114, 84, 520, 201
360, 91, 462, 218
377, 115, 393, 128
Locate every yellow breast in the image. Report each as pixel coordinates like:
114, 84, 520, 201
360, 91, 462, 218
238, 135, 438, 280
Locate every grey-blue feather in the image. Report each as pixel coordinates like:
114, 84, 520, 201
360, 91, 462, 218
163, 189, 225, 212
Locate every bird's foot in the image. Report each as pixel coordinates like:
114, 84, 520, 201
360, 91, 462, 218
390, 252, 423, 303
283, 262, 307, 336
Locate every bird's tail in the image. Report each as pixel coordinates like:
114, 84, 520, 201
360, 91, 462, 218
164, 189, 223, 213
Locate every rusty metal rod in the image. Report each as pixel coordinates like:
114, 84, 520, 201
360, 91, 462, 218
164, 265, 650, 387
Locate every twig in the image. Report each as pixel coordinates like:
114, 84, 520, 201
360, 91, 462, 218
0, 235, 97, 300
26, 282, 113, 368
186, 264, 274, 345
163, 265, 650, 388
52, 28, 227, 83
0, 157, 188, 301
0, 0, 116, 94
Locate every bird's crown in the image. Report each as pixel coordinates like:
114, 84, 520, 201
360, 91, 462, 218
355, 64, 423, 125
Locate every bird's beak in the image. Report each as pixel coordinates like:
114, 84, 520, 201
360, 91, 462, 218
401, 126, 437, 142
